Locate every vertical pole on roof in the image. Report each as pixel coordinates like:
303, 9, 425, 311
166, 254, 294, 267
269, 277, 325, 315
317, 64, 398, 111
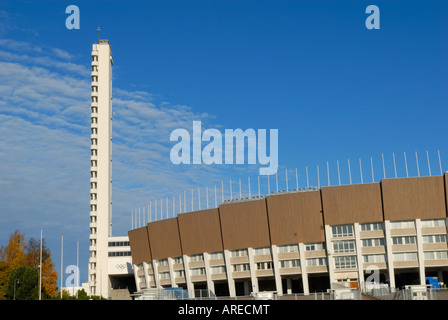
348, 159, 352, 185
393, 152, 397, 178
404, 152, 409, 178
296, 168, 299, 190
416, 151, 420, 177
359, 158, 363, 184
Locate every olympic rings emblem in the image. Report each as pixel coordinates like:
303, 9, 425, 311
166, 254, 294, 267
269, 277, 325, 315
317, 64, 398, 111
115, 264, 126, 270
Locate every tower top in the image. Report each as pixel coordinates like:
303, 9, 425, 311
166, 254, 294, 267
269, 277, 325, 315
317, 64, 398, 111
97, 27, 101, 44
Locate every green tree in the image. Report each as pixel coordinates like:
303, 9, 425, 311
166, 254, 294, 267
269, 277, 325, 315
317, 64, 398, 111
7, 266, 39, 300
0, 261, 11, 300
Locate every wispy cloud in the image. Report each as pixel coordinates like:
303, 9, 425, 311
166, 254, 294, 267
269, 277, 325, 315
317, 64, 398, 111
0, 38, 252, 242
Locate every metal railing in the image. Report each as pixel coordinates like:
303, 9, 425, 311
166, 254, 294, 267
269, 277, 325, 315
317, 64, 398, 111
132, 288, 217, 300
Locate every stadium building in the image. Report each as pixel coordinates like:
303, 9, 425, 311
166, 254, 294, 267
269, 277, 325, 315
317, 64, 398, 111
128, 173, 448, 298
85, 40, 448, 299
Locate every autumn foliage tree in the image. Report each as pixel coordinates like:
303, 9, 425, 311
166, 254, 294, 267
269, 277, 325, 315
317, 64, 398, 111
24, 237, 58, 297
0, 230, 58, 299
4, 230, 27, 269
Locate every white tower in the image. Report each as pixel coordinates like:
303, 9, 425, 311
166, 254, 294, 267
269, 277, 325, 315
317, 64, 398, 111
89, 39, 113, 297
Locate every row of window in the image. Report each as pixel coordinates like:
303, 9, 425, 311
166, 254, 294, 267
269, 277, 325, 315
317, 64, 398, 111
148, 232, 447, 266
332, 219, 446, 237
108, 241, 130, 247
108, 251, 131, 257
142, 251, 448, 282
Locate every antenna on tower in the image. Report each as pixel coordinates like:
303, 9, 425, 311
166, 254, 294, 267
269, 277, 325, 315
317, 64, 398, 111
97, 27, 101, 43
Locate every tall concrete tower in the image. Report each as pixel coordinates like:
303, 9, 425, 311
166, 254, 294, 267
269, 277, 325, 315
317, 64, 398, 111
89, 39, 113, 297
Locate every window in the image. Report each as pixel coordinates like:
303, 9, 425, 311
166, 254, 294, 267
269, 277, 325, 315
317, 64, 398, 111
332, 225, 354, 237
390, 221, 415, 229
254, 247, 271, 255
421, 219, 446, 228
209, 252, 224, 260
334, 256, 357, 269
423, 234, 447, 244
392, 236, 416, 245
175, 270, 185, 278
305, 243, 325, 251
361, 222, 384, 231
159, 272, 170, 280
362, 238, 385, 247
333, 240, 356, 253
108, 251, 131, 257
256, 261, 273, 270
393, 252, 418, 261
108, 241, 130, 247
189, 254, 204, 262
158, 259, 168, 266
173, 257, 183, 265
424, 251, 448, 260
279, 244, 299, 253
231, 249, 248, 257
211, 266, 226, 274
363, 254, 386, 263
232, 263, 250, 272
190, 268, 206, 276
280, 260, 300, 268
306, 258, 327, 267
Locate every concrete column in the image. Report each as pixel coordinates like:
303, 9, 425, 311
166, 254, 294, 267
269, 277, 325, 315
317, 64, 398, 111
384, 220, 396, 291
415, 219, 426, 285
152, 259, 160, 289
354, 223, 365, 292
167, 257, 178, 288
324, 225, 336, 287
244, 280, 250, 295
133, 264, 141, 292
203, 252, 215, 295
247, 247, 259, 294
438, 270, 444, 283
271, 245, 283, 296
182, 255, 194, 297
223, 250, 236, 297
143, 261, 151, 289
286, 278, 292, 294
298, 243, 310, 295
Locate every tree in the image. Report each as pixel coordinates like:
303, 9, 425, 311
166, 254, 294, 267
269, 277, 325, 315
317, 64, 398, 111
4, 230, 26, 269
6, 266, 39, 300
0, 261, 11, 300
1, 230, 59, 299
24, 237, 58, 297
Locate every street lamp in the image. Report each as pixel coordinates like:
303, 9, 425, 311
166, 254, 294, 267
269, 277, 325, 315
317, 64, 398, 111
14, 279, 19, 300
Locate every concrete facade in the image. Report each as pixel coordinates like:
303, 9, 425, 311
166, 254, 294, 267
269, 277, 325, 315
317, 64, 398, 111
129, 174, 448, 298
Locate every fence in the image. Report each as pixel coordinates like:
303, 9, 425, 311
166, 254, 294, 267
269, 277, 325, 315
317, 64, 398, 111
365, 285, 441, 300
132, 288, 216, 300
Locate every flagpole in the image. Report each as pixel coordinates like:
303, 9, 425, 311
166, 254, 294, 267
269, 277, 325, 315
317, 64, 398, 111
60, 233, 63, 299
39, 229, 42, 300
76, 241, 79, 299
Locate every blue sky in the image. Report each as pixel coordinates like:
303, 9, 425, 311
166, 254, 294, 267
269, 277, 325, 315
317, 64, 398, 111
0, 0, 447, 285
